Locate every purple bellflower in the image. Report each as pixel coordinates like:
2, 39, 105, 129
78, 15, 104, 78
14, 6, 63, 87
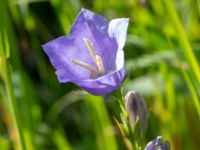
145, 136, 170, 150
42, 8, 129, 95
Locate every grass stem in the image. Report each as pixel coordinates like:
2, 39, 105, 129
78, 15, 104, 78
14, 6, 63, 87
163, 0, 200, 85
4, 58, 25, 150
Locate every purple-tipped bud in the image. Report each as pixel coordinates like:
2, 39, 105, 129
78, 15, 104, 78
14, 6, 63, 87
145, 136, 170, 150
125, 91, 148, 133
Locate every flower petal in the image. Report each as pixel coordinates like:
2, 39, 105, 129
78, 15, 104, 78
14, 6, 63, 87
74, 67, 125, 95
69, 8, 118, 71
70, 8, 108, 36
145, 136, 170, 150
115, 50, 124, 70
108, 18, 129, 51
42, 36, 93, 82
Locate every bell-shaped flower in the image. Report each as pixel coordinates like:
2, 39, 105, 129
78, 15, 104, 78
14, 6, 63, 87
145, 136, 170, 150
42, 8, 129, 95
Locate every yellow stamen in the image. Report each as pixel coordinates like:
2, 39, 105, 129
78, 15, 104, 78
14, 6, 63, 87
72, 59, 99, 74
96, 55, 105, 74
83, 38, 97, 64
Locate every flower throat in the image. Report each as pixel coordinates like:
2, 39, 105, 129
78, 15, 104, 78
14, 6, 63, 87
72, 38, 105, 76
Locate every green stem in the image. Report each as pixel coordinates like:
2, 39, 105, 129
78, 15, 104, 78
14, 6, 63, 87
4, 59, 25, 150
114, 89, 139, 150
163, 0, 200, 85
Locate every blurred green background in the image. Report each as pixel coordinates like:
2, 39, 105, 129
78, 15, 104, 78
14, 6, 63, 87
0, 0, 199, 150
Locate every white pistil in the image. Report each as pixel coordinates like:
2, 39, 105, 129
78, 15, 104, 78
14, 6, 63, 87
83, 38, 105, 74
83, 38, 97, 64
96, 55, 105, 74
72, 59, 99, 74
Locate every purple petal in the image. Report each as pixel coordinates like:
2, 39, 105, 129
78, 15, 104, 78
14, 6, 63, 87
75, 67, 125, 95
42, 36, 93, 81
145, 136, 170, 150
145, 141, 156, 150
69, 8, 118, 71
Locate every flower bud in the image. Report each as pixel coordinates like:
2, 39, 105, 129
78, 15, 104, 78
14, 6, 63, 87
125, 91, 148, 133
145, 136, 170, 150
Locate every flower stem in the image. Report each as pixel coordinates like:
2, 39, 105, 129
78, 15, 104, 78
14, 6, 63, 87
4, 59, 25, 150
112, 88, 139, 150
